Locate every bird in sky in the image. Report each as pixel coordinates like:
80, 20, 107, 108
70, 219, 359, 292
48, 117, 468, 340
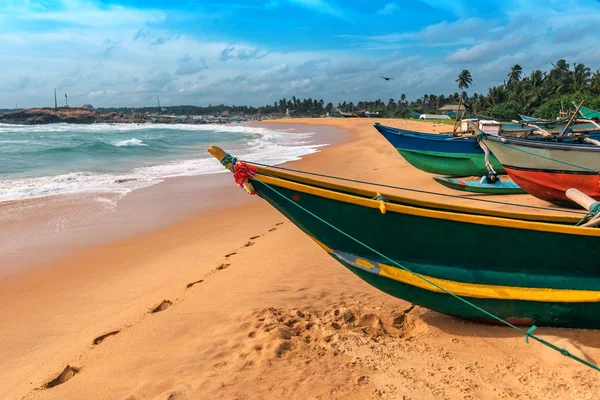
380, 76, 393, 81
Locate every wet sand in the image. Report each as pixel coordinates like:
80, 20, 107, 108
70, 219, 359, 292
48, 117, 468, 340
1, 118, 599, 400
0, 123, 344, 276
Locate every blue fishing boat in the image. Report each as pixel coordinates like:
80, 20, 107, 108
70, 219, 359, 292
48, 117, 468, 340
433, 176, 525, 195
519, 114, 538, 122
373, 123, 505, 176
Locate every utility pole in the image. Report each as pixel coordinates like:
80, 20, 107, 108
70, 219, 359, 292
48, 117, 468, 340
65, 93, 68, 107
54, 88, 58, 109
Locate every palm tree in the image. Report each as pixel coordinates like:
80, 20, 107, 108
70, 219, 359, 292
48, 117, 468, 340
507, 64, 522, 89
552, 59, 570, 73
400, 93, 406, 105
572, 62, 591, 92
485, 86, 508, 107
591, 69, 600, 93
454, 70, 472, 132
529, 70, 545, 87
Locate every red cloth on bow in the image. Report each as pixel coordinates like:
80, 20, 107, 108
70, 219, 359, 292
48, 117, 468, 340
233, 162, 257, 194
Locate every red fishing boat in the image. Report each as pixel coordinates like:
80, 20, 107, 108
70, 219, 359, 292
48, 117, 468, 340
480, 135, 600, 206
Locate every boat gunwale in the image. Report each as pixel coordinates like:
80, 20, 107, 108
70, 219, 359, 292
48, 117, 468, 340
483, 134, 600, 152
250, 167, 600, 237
374, 124, 470, 142
504, 165, 600, 175
250, 164, 581, 224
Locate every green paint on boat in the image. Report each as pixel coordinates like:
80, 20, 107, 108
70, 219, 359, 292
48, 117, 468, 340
251, 178, 600, 328
398, 148, 505, 176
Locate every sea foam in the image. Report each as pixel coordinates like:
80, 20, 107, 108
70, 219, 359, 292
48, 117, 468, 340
0, 123, 327, 202
115, 138, 147, 147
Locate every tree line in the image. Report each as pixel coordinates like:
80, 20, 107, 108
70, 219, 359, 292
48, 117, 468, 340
400, 59, 600, 120
333, 59, 600, 121
8, 58, 598, 120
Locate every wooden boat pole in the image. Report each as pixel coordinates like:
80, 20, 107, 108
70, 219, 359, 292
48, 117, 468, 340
525, 123, 551, 137
573, 101, 586, 118
559, 100, 584, 137
586, 118, 600, 130
466, 121, 496, 175
480, 141, 497, 175
583, 137, 600, 146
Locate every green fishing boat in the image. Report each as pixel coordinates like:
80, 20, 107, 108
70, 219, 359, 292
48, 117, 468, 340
579, 105, 600, 120
373, 123, 505, 176
209, 146, 600, 329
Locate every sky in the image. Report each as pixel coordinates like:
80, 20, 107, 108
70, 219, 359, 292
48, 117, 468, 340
1, 0, 600, 108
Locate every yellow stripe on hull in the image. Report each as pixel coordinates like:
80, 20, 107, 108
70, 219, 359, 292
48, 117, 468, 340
310, 238, 600, 303
375, 261, 600, 303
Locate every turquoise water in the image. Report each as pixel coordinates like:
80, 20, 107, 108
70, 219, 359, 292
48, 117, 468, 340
0, 123, 325, 202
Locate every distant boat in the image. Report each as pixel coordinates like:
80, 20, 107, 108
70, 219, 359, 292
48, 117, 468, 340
522, 119, 600, 135
578, 105, 600, 120
481, 134, 600, 206
373, 123, 505, 176
433, 176, 525, 195
519, 114, 538, 122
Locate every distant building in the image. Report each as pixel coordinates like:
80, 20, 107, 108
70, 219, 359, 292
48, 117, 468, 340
438, 104, 466, 118
81, 104, 95, 110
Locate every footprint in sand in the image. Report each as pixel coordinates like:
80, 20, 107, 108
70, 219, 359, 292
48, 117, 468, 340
166, 390, 189, 400
244, 241, 254, 247
268, 227, 277, 232
276, 222, 284, 226
93, 330, 120, 345
151, 300, 172, 313
216, 263, 230, 271
186, 279, 204, 288
249, 235, 261, 240
224, 251, 237, 258
45, 365, 79, 388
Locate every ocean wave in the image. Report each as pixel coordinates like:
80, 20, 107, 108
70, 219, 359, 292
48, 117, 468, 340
0, 124, 327, 203
115, 138, 147, 147
0, 122, 304, 136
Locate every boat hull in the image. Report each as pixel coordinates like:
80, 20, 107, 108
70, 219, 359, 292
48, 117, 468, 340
249, 173, 600, 328
503, 167, 600, 206
374, 123, 505, 176
482, 135, 600, 206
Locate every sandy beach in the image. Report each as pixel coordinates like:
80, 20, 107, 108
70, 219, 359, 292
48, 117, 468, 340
2, 118, 599, 400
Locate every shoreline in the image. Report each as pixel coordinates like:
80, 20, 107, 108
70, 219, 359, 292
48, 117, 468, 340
0, 123, 344, 276
2, 118, 599, 400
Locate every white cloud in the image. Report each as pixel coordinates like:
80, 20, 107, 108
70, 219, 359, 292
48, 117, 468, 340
376, 2, 399, 15
219, 44, 269, 61
175, 55, 209, 75
0, 0, 165, 28
445, 35, 528, 63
